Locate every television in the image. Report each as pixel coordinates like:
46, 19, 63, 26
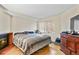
0, 33, 9, 50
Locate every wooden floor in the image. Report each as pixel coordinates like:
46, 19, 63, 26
32, 44, 64, 55
0, 43, 65, 55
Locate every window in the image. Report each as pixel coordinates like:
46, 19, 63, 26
70, 15, 79, 32
38, 21, 53, 33
74, 19, 79, 31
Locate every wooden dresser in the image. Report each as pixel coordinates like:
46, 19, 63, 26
60, 33, 79, 55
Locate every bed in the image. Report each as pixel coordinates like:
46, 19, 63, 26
13, 32, 51, 55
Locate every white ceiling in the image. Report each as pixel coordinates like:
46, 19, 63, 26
2, 4, 75, 19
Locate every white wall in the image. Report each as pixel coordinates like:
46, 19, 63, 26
11, 16, 37, 32
0, 6, 37, 34
0, 11, 11, 34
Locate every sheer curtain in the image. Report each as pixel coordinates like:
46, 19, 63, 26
38, 21, 53, 33
38, 22, 45, 32
74, 19, 79, 31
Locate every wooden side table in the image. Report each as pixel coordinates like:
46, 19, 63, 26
8, 32, 13, 45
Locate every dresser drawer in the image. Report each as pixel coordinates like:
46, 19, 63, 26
61, 45, 70, 55
68, 36, 76, 42
67, 41, 76, 52
76, 50, 79, 55
71, 51, 76, 55
75, 38, 79, 42
61, 37, 67, 47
